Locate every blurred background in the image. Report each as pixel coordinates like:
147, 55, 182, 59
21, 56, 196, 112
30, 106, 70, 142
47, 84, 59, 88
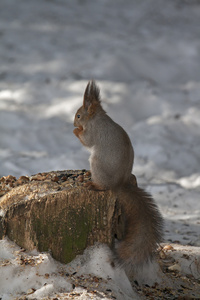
0, 0, 200, 243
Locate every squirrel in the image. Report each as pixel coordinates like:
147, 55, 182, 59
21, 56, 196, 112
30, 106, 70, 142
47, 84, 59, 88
73, 80, 163, 273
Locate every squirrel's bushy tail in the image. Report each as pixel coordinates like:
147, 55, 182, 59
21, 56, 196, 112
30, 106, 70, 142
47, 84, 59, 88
115, 184, 163, 273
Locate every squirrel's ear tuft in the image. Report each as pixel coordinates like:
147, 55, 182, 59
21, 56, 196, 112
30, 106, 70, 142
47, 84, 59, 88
83, 80, 101, 109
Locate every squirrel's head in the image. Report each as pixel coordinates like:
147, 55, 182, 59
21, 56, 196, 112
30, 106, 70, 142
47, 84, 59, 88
74, 80, 104, 128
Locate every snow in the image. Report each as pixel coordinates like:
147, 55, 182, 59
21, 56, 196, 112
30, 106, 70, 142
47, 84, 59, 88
0, 0, 200, 298
0, 239, 137, 300
0, 239, 71, 299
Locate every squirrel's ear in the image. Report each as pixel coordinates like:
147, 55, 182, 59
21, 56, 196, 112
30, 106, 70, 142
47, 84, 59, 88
83, 80, 101, 110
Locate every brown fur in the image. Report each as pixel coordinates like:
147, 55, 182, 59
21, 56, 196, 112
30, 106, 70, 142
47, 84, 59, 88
115, 184, 163, 272
73, 80, 163, 273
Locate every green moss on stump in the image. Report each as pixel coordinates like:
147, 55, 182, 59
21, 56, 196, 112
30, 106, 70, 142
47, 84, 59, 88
1, 177, 122, 264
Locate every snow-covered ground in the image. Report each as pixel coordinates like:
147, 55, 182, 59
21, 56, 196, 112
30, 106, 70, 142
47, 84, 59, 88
0, 0, 200, 298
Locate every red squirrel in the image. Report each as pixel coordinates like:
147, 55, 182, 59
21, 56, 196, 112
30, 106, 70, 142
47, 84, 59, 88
73, 80, 163, 273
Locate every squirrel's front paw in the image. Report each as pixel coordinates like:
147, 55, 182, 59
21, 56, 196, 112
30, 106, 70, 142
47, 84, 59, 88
73, 126, 83, 137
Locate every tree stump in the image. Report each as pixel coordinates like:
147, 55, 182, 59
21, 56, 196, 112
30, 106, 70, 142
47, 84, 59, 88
0, 170, 125, 264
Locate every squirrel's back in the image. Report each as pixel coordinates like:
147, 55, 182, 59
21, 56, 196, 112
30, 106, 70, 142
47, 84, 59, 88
89, 113, 134, 189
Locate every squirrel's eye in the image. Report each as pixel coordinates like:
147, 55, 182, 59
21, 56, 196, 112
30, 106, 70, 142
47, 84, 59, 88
77, 114, 81, 118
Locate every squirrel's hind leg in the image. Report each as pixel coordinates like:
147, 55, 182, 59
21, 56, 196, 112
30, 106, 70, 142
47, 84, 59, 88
84, 181, 106, 191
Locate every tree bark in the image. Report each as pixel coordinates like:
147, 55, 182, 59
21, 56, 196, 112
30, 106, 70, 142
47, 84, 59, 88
0, 170, 125, 264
